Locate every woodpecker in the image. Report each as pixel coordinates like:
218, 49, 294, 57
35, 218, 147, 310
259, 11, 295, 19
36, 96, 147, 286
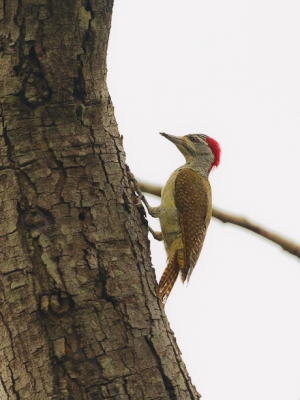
132, 133, 220, 303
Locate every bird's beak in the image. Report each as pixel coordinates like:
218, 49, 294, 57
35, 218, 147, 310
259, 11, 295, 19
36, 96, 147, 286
159, 132, 187, 147
159, 132, 194, 161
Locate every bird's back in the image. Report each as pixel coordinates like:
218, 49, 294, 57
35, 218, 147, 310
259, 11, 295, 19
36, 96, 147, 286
174, 168, 212, 281
157, 167, 212, 301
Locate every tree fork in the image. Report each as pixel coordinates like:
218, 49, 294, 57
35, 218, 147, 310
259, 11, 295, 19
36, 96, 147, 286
0, 1, 200, 399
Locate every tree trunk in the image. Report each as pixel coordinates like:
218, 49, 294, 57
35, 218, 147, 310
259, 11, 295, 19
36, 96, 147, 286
0, 1, 200, 399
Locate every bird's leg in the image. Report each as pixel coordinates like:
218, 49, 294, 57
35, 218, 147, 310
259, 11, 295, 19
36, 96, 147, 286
149, 227, 163, 241
127, 168, 161, 218
127, 167, 163, 240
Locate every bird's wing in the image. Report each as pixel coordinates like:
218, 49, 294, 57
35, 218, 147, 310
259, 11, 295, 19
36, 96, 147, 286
174, 168, 212, 282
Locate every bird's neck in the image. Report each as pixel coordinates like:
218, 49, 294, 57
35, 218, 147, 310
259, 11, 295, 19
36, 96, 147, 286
183, 158, 211, 178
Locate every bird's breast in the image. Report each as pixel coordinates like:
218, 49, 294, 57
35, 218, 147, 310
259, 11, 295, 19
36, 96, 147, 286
159, 171, 181, 250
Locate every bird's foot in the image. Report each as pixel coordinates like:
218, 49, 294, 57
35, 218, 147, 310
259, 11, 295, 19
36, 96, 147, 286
149, 227, 163, 241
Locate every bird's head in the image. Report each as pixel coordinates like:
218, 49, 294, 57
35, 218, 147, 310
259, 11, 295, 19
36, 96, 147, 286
160, 132, 221, 173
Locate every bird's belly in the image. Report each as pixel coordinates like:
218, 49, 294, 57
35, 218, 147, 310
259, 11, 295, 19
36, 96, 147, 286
159, 177, 181, 250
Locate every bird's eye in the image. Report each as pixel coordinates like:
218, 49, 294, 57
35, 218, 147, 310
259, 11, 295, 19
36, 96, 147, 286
189, 136, 198, 143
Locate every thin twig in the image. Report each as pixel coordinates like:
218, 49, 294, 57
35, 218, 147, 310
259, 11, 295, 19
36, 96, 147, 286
138, 180, 300, 260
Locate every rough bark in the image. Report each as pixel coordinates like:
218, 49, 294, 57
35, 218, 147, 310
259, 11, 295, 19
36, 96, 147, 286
0, 1, 200, 399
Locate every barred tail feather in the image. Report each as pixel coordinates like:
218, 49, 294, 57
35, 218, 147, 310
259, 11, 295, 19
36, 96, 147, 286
157, 252, 180, 303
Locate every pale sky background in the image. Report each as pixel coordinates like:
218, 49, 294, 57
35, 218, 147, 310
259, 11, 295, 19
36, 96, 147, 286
107, 1, 300, 399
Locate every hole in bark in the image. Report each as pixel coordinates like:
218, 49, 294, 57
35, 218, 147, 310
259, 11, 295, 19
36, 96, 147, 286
73, 68, 86, 102
85, 1, 92, 12
13, 66, 20, 76
78, 212, 85, 220
28, 46, 37, 63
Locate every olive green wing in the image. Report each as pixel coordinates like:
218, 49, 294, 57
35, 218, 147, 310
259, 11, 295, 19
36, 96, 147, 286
174, 168, 212, 282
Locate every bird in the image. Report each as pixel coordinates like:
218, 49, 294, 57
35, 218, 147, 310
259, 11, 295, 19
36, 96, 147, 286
132, 132, 221, 303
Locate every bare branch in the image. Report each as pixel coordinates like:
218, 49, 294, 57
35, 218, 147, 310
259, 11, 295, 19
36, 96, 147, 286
138, 180, 300, 260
